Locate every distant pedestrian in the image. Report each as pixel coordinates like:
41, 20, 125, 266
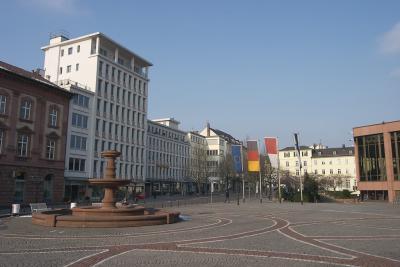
225, 190, 230, 203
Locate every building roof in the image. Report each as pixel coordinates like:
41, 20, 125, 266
41, 32, 152, 67
353, 120, 400, 129
210, 128, 241, 144
0, 60, 72, 96
312, 147, 354, 158
280, 146, 310, 151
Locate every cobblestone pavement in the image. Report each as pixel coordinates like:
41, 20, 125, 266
1, 201, 400, 267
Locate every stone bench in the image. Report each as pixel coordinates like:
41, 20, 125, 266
30, 203, 51, 213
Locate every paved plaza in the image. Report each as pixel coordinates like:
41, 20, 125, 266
1, 201, 400, 267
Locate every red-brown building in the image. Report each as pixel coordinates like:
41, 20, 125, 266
0, 61, 72, 206
353, 120, 400, 202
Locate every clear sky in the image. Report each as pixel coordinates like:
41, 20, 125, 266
1, 0, 399, 148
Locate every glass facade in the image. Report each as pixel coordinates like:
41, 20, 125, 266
355, 134, 386, 181
391, 131, 400, 181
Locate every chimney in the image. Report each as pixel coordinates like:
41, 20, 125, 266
206, 122, 210, 137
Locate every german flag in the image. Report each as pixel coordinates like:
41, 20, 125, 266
247, 140, 260, 172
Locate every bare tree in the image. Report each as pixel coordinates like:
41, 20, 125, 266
218, 153, 236, 190
189, 143, 209, 195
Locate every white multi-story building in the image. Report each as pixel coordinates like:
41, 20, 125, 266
146, 118, 190, 195
198, 123, 242, 187
42, 32, 152, 199
61, 81, 94, 201
279, 145, 356, 191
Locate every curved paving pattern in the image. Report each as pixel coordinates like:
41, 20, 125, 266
1, 202, 400, 267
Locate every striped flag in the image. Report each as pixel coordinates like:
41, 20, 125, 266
247, 140, 260, 172
265, 137, 278, 169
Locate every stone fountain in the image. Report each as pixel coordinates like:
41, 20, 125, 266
32, 150, 180, 228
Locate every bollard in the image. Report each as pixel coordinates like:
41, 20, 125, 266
12, 204, 20, 216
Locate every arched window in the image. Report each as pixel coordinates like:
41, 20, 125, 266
13, 172, 25, 203
20, 99, 32, 120
49, 106, 58, 127
43, 174, 53, 202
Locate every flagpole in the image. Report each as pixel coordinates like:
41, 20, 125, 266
294, 133, 304, 205
241, 145, 245, 203
258, 140, 262, 204
277, 138, 282, 204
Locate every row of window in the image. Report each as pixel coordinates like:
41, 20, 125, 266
93, 159, 144, 179
96, 98, 145, 127
59, 64, 79, 74
13, 173, 54, 203
285, 158, 352, 167
61, 45, 80, 57
0, 94, 59, 127
0, 130, 57, 159
95, 119, 145, 145
148, 125, 186, 142
148, 136, 189, 156
98, 61, 147, 95
94, 139, 145, 164
147, 165, 188, 180
72, 93, 90, 109
147, 150, 188, 168
283, 151, 309, 157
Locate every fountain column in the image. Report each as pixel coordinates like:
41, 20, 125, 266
101, 150, 120, 209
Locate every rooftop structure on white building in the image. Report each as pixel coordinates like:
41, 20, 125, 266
42, 32, 151, 201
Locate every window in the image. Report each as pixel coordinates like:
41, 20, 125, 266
330, 169, 333, 174
68, 47, 73, 55
49, 106, 58, 127
14, 172, 25, 203
67, 65, 71, 73
77, 45, 80, 53
314, 169, 318, 174
283, 152, 290, 158
59, 67, 63, 74
0, 95, 7, 114
0, 129, 4, 154
333, 151, 337, 155
61, 49, 64, 56
71, 113, 88, 128
76, 63, 79, 71
43, 174, 53, 201
72, 94, 89, 108
17, 134, 29, 157
285, 161, 289, 167
355, 134, 386, 181
391, 131, 400, 181
303, 161, 307, 167
70, 135, 87, 150
99, 61, 103, 76
338, 169, 341, 174
68, 158, 86, 172
46, 139, 56, 159
20, 100, 32, 120
322, 169, 325, 175
296, 169, 300, 176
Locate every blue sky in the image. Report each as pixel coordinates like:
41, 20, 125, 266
1, 0, 399, 148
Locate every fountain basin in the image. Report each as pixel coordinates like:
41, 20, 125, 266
32, 206, 180, 228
